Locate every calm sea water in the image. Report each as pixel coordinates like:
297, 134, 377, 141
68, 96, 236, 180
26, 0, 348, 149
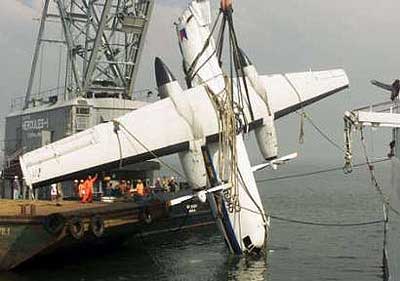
0, 160, 389, 281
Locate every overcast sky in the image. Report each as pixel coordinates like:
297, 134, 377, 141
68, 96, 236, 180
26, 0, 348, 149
0, 0, 399, 166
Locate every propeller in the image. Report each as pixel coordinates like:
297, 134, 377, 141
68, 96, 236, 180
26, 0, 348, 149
251, 152, 298, 172
370, 79, 400, 101
168, 183, 232, 207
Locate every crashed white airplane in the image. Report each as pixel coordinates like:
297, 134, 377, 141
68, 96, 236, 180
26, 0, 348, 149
20, 0, 349, 255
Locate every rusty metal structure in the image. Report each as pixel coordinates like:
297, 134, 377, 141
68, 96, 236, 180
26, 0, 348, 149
25, 0, 154, 107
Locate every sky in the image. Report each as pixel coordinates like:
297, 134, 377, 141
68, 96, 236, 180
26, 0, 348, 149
0, 0, 399, 168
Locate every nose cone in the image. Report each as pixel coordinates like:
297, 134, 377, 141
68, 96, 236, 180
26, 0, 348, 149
155, 57, 176, 88
238, 49, 253, 67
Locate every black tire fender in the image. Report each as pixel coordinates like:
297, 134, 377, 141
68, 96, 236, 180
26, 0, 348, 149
68, 216, 85, 240
90, 215, 105, 238
143, 208, 152, 224
43, 213, 65, 236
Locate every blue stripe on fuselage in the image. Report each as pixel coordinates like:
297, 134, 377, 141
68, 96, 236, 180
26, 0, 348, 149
219, 195, 242, 255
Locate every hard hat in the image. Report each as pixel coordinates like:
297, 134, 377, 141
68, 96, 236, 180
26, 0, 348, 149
14, 176, 18, 179
74, 179, 79, 183
80, 179, 84, 183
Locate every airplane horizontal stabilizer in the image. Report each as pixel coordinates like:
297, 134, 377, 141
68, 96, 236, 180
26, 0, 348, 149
263, 69, 349, 119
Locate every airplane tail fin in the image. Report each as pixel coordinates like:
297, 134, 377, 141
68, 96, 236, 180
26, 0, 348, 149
371, 80, 394, 92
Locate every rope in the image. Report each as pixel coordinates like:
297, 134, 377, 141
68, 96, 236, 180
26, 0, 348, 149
240, 206, 384, 227
198, 8, 262, 246
256, 158, 390, 183
114, 120, 192, 185
360, 129, 389, 203
301, 112, 346, 153
112, 121, 123, 168
359, 128, 400, 216
112, 120, 207, 236
185, 11, 222, 85
283, 74, 306, 144
270, 215, 385, 227
282, 75, 344, 153
343, 117, 353, 173
226, 12, 255, 122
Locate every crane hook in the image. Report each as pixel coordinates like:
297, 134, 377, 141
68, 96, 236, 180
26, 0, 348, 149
220, 0, 233, 13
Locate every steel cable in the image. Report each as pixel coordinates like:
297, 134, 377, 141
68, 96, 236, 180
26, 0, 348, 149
269, 215, 385, 227
256, 158, 390, 183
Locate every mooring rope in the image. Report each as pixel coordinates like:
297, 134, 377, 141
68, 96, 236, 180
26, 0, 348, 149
359, 128, 400, 217
269, 215, 385, 227
113, 120, 204, 189
256, 158, 390, 183
239, 205, 384, 227
301, 112, 346, 153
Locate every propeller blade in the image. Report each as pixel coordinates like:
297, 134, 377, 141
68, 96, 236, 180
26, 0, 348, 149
169, 195, 194, 206
168, 183, 232, 206
371, 80, 393, 92
251, 152, 298, 172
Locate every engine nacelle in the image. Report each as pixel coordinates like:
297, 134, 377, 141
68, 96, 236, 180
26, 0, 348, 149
240, 50, 278, 160
254, 116, 278, 161
179, 139, 207, 189
155, 57, 207, 188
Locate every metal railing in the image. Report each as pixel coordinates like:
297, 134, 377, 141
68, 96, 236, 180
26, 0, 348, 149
354, 100, 400, 114
10, 86, 162, 113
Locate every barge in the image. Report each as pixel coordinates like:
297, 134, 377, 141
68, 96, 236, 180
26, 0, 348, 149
0, 193, 213, 270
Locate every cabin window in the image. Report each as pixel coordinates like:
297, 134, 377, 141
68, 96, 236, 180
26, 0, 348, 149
76, 116, 89, 131
76, 107, 90, 115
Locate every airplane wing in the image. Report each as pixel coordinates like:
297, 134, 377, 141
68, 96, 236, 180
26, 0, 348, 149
20, 97, 196, 187
20, 69, 348, 187
261, 69, 349, 119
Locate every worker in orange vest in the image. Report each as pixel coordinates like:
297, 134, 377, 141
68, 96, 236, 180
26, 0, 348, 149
82, 174, 98, 203
136, 179, 145, 197
78, 179, 85, 200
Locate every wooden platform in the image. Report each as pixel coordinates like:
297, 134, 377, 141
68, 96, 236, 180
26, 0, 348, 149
0, 200, 107, 217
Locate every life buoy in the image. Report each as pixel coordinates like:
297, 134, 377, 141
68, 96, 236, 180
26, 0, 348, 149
68, 217, 85, 240
90, 216, 105, 238
43, 213, 65, 236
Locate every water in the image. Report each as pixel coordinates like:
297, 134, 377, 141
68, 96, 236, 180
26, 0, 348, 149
0, 160, 389, 281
